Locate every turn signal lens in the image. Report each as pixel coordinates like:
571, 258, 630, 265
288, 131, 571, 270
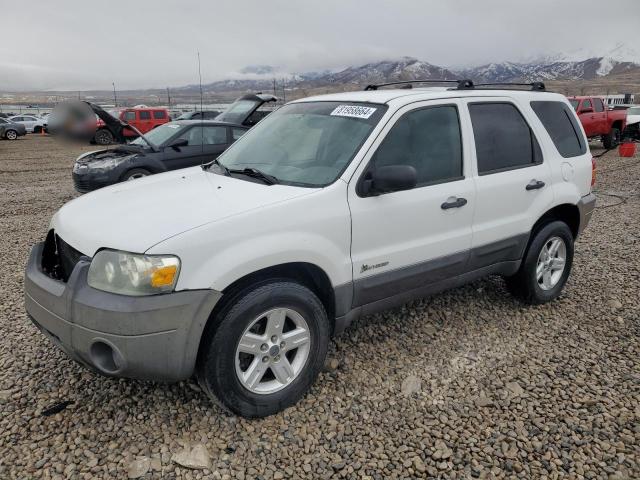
151, 265, 178, 287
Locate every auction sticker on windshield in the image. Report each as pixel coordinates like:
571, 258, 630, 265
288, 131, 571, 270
330, 105, 377, 119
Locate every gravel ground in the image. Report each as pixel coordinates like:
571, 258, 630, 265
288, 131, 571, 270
0, 135, 638, 479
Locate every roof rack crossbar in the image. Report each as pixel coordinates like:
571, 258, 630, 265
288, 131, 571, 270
473, 82, 546, 91
364, 79, 474, 91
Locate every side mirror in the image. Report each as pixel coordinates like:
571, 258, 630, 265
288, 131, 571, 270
360, 165, 417, 196
580, 107, 593, 114
168, 138, 188, 150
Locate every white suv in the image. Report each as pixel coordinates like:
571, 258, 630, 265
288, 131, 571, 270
25, 81, 596, 417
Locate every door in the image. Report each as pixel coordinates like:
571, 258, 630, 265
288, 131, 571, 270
162, 125, 229, 171
348, 100, 476, 307
592, 97, 606, 135
137, 110, 153, 133
465, 100, 554, 268
577, 99, 596, 137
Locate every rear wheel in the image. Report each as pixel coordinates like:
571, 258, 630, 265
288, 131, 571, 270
121, 168, 151, 181
94, 129, 114, 145
5, 129, 18, 140
602, 127, 620, 149
197, 281, 330, 418
505, 221, 574, 304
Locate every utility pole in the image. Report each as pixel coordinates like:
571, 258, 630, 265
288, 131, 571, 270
282, 78, 286, 103
112, 82, 118, 107
166, 87, 171, 107
273, 78, 277, 98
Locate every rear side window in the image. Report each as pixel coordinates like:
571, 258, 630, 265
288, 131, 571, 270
153, 110, 166, 119
469, 103, 542, 174
530, 101, 586, 158
371, 105, 463, 186
581, 99, 592, 111
139, 111, 151, 120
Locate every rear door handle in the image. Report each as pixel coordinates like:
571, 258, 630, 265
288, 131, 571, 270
441, 197, 467, 210
526, 179, 545, 191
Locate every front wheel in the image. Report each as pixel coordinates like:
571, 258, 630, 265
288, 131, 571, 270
602, 127, 620, 149
505, 221, 574, 305
197, 281, 330, 418
5, 129, 18, 140
121, 168, 151, 181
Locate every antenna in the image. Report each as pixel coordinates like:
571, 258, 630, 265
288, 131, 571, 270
197, 51, 204, 154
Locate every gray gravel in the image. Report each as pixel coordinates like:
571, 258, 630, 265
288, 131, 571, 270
1, 135, 639, 479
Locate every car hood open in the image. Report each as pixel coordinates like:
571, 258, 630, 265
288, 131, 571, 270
75, 146, 145, 165
52, 167, 315, 256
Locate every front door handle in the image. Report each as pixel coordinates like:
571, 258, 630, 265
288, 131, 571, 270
526, 179, 546, 191
441, 197, 467, 210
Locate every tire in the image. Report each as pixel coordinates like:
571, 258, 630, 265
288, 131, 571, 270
94, 129, 114, 145
33, 126, 42, 134
197, 281, 330, 418
505, 221, 574, 305
121, 168, 151, 181
602, 127, 620, 149
5, 129, 18, 140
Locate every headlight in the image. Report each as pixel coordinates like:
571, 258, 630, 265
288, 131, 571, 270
88, 249, 180, 296
87, 157, 120, 171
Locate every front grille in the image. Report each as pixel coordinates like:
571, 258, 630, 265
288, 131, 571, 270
41, 230, 85, 282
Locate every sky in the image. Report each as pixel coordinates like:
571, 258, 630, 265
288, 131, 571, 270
1, 0, 638, 91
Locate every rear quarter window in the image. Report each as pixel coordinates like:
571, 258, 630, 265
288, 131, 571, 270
153, 111, 166, 119
530, 101, 586, 158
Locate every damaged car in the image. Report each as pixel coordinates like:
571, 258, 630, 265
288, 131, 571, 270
73, 119, 247, 192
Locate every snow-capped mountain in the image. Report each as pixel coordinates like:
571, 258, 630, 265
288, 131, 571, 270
324, 57, 457, 85
177, 45, 640, 94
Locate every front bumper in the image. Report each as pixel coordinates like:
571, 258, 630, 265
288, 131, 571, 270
577, 193, 596, 235
24, 242, 221, 382
72, 170, 117, 193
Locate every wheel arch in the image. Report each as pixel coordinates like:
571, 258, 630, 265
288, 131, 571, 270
531, 203, 580, 240
195, 262, 338, 368
611, 120, 624, 131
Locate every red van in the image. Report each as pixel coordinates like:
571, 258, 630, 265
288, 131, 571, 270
94, 107, 170, 144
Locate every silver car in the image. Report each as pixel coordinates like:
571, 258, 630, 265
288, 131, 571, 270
8, 114, 46, 133
0, 117, 27, 140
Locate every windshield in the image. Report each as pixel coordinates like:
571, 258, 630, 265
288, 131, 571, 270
628, 107, 640, 115
569, 100, 579, 110
217, 101, 387, 187
130, 123, 183, 146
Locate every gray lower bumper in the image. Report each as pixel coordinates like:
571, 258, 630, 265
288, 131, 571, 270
24, 242, 221, 382
577, 193, 596, 235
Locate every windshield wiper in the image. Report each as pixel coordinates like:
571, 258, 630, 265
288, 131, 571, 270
228, 167, 278, 185
202, 157, 229, 174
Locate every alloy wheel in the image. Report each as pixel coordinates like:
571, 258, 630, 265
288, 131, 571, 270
235, 307, 311, 394
536, 236, 567, 290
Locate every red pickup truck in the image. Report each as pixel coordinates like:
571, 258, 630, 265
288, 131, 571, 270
94, 107, 170, 145
568, 96, 627, 149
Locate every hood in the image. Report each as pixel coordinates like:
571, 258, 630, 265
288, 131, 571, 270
627, 113, 640, 126
75, 146, 144, 164
215, 93, 277, 125
52, 167, 315, 256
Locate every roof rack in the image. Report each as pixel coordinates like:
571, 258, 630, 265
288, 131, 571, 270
364, 79, 474, 91
363, 79, 546, 92
473, 82, 546, 91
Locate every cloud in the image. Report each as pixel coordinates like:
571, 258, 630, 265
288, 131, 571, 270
1, 0, 637, 90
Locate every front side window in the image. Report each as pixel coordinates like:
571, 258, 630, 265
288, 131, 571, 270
124, 111, 136, 121
369, 105, 463, 187
581, 99, 592, 111
217, 102, 387, 187
139, 111, 151, 120
469, 102, 542, 174
531, 101, 586, 158
232, 128, 246, 140
130, 122, 182, 146
593, 98, 604, 112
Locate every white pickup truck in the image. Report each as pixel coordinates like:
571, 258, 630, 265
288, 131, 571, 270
25, 80, 596, 417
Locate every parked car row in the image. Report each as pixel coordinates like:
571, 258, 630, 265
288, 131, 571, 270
69, 93, 276, 192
